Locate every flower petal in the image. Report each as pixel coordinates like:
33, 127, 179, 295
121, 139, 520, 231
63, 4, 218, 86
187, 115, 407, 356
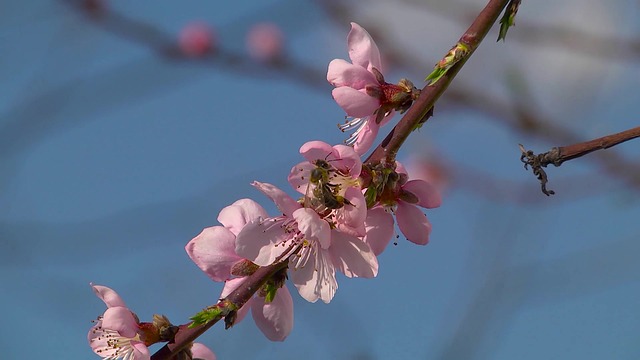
329, 230, 378, 278
186, 226, 241, 282
288, 161, 315, 195
293, 208, 331, 249
236, 220, 289, 266
363, 207, 395, 255
291, 248, 337, 303
91, 284, 127, 308
403, 179, 442, 209
348, 22, 382, 72
251, 285, 294, 341
396, 202, 432, 245
332, 87, 380, 118
352, 118, 380, 156
299, 141, 335, 164
252, 181, 300, 217
101, 307, 139, 339
333, 145, 362, 178
191, 343, 217, 360
327, 59, 378, 89
132, 342, 151, 360
334, 187, 366, 237
218, 199, 268, 236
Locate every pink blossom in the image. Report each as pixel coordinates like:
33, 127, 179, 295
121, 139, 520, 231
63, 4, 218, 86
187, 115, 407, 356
327, 23, 389, 155
287, 141, 366, 236
191, 342, 217, 360
363, 163, 442, 255
235, 181, 378, 303
88, 284, 150, 360
404, 154, 451, 194
179, 22, 215, 57
186, 199, 268, 282
221, 277, 294, 341
89, 285, 215, 360
246, 23, 284, 62
185, 199, 294, 341
328, 23, 419, 155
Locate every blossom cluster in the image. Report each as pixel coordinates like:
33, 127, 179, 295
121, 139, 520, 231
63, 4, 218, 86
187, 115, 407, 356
182, 22, 440, 343
87, 22, 439, 359
88, 283, 216, 360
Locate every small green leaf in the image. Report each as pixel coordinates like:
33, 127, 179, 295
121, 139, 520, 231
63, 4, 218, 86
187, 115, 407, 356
425, 68, 447, 85
189, 307, 223, 328
263, 282, 278, 303
497, 0, 521, 42
364, 187, 378, 208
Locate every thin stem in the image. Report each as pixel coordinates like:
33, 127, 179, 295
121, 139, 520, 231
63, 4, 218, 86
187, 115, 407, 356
365, 0, 510, 166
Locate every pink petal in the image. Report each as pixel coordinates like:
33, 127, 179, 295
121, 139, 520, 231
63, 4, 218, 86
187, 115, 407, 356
235, 220, 289, 266
288, 161, 315, 195
403, 180, 442, 209
299, 141, 335, 164
332, 144, 362, 177
334, 187, 366, 237
348, 22, 382, 72
91, 284, 126, 308
251, 181, 300, 217
186, 226, 241, 282
101, 307, 139, 339
293, 208, 331, 249
326, 59, 378, 89
251, 285, 294, 341
220, 278, 251, 324
291, 248, 337, 303
217, 199, 268, 236
332, 87, 380, 118
329, 230, 378, 278
396, 201, 432, 245
191, 343, 217, 360
132, 342, 151, 360
352, 119, 380, 156
363, 207, 395, 255
395, 160, 408, 176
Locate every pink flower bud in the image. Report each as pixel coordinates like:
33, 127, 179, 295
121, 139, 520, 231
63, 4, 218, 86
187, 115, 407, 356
246, 23, 284, 62
179, 22, 215, 57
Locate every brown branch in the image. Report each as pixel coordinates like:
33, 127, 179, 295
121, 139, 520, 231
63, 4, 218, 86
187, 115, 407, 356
365, 0, 510, 166
519, 126, 640, 195
150, 260, 289, 360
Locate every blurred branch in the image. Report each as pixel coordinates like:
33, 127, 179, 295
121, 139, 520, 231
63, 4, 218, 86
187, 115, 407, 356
4, 0, 635, 202
519, 126, 640, 195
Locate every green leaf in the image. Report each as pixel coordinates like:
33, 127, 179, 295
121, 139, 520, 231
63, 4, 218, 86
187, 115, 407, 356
497, 0, 521, 42
425, 67, 447, 85
263, 283, 277, 303
189, 307, 223, 328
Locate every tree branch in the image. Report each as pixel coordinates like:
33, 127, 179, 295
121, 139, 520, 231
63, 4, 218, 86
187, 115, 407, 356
519, 126, 640, 195
150, 260, 289, 360
365, 0, 510, 166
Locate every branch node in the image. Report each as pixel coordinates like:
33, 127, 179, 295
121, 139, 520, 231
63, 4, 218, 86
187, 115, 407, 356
518, 144, 560, 196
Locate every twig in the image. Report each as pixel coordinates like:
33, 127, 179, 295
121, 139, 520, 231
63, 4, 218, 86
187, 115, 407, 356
150, 261, 288, 360
365, 0, 510, 166
519, 126, 640, 195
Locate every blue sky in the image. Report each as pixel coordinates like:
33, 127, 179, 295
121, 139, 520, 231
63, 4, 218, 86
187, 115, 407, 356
1, 1, 640, 359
